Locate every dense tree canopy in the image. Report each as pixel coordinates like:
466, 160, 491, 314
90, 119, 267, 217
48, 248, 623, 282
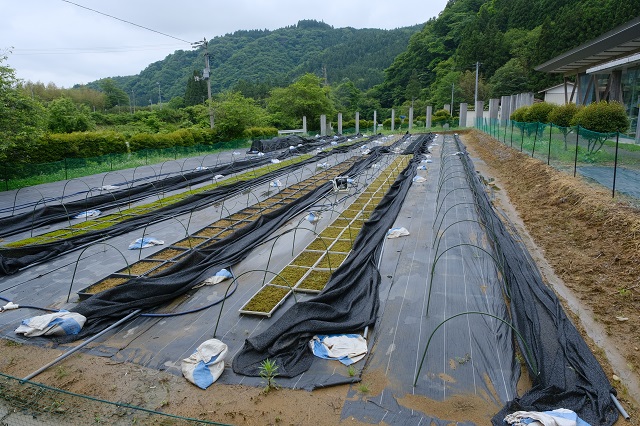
267, 73, 335, 130
0, 55, 47, 162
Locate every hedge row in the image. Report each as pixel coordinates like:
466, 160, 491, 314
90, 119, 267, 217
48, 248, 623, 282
11, 128, 226, 164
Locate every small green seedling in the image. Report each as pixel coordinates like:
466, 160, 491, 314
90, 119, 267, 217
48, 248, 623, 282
347, 365, 356, 377
259, 358, 279, 393
358, 383, 369, 393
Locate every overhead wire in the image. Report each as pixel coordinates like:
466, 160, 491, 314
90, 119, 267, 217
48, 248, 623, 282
60, 0, 192, 44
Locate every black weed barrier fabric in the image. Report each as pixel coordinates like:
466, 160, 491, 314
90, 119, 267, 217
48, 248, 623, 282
0, 136, 347, 238
232, 134, 432, 378
0, 137, 376, 275
52, 140, 408, 343
451, 136, 617, 425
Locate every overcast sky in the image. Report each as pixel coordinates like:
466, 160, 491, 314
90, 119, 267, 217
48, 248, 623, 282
2, 0, 448, 88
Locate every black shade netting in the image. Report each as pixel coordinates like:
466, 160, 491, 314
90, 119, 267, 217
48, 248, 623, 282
451, 136, 617, 425
232, 135, 432, 378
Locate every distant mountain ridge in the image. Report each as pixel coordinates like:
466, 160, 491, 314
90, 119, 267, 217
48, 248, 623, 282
88, 20, 421, 106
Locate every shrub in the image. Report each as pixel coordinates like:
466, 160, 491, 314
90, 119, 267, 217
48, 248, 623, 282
432, 109, 452, 127
243, 127, 278, 139
548, 103, 581, 150
510, 106, 529, 122
524, 102, 556, 124
571, 101, 630, 154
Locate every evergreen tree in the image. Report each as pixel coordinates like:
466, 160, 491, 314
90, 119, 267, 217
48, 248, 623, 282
184, 70, 208, 106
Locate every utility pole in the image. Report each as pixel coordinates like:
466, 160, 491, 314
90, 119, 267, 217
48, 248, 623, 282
451, 83, 455, 115
157, 82, 162, 107
192, 38, 215, 129
474, 61, 480, 105
131, 89, 136, 113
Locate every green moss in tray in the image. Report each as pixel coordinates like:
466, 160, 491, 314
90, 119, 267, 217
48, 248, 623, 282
84, 276, 130, 294
307, 237, 332, 251
291, 250, 323, 267
330, 239, 353, 252
149, 248, 187, 261
317, 252, 348, 269
194, 227, 224, 238
116, 260, 162, 276
173, 237, 207, 248
270, 266, 308, 287
242, 285, 289, 313
319, 227, 343, 238
297, 270, 332, 291
331, 218, 352, 228
339, 210, 360, 219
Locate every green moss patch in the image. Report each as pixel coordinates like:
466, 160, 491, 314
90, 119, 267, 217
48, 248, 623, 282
330, 239, 353, 252
307, 237, 332, 251
241, 285, 290, 313
297, 270, 332, 291
291, 250, 323, 267
317, 252, 348, 269
149, 247, 187, 261
270, 266, 308, 287
319, 227, 344, 238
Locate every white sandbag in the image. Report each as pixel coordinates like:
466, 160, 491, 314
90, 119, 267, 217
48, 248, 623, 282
15, 311, 86, 337
181, 339, 228, 389
387, 227, 410, 239
128, 237, 164, 250
310, 334, 367, 365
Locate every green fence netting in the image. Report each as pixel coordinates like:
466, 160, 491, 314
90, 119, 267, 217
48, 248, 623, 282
1, 139, 252, 192
477, 118, 640, 200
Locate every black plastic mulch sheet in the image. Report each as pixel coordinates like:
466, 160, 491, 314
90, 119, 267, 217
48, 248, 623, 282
53, 143, 401, 343
0, 136, 347, 238
451, 137, 617, 425
0, 137, 376, 276
232, 136, 432, 378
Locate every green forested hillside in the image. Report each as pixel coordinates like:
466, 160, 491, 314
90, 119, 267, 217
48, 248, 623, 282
88, 20, 420, 108
377, 0, 640, 108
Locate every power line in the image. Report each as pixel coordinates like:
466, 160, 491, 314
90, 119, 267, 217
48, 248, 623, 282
13, 44, 187, 55
60, 0, 192, 44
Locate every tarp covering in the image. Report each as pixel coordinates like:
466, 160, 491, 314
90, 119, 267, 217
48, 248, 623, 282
248, 135, 344, 153
232, 134, 432, 377
450, 136, 617, 425
0, 136, 379, 275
